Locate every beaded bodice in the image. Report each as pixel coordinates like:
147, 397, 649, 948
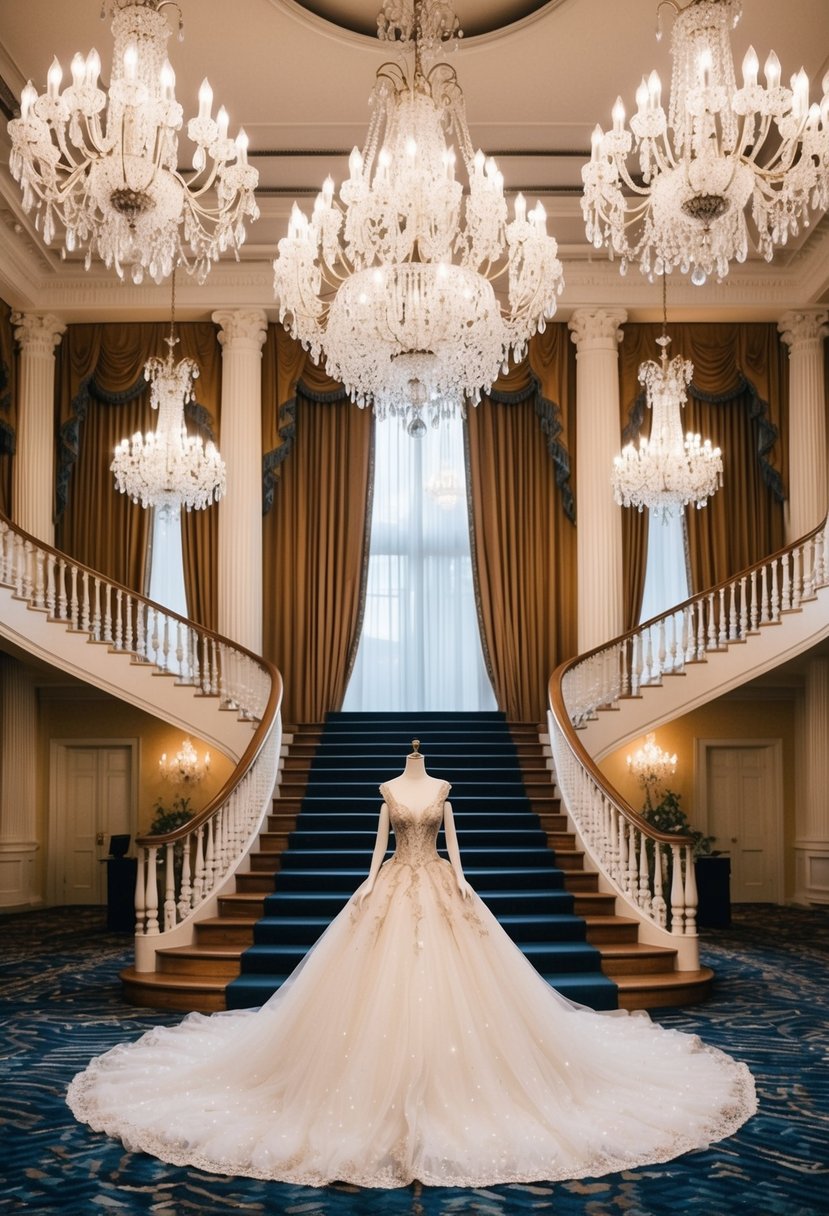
380, 780, 451, 867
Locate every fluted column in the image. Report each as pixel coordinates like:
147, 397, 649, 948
795, 657, 829, 905
12, 312, 66, 544
212, 309, 268, 654
569, 308, 627, 652
778, 310, 829, 543
0, 655, 39, 908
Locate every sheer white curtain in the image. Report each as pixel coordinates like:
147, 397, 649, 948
147, 509, 188, 617
639, 509, 690, 675
344, 417, 496, 712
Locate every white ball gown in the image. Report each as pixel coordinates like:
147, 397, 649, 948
67, 780, 756, 1188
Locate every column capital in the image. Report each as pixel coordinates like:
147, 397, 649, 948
778, 310, 829, 349
568, 308, 627, 350
212, 309, 268, 352
12, 312, 66, 356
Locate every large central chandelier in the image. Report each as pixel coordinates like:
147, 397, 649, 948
273, 0, 564, 434
612, 277, 723, 519
7, 0, 259, 284
582, 0, 829, 284
111, 276, 226, 519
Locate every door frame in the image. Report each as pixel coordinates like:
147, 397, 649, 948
694, 737, 784, 904
48, 738, 140, 906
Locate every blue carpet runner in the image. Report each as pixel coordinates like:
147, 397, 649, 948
225, 712, 618, 1011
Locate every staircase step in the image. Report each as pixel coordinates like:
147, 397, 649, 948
596, 942, 678, 975
583, 915, 640, 944
120, 967, 227, 1013
615, 968, 714, 1011
195, 917, 256, 946
157, 946, 243, 978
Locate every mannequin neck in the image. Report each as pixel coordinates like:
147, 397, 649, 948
404, 753, 427, 779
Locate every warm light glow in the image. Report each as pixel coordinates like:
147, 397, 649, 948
7, 1, 259, 284
627, 733, 677, 787
273, 0, 564, 435
159, 737, 211, 785
582, 0, 829, 284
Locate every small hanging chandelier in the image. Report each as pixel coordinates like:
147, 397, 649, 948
611, 275, 722, 519
7, 0, 259, 285
111, 270, 226, 520
627, 732, 678, 787
582, 0, 829, 285
273, 0, 564, 435
159, 736, 210, 784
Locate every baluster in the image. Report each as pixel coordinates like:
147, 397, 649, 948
191, 629, 202, 691
728, 581, 738, 641
749, 568, 759, 632
0, 522, 7, 583
92, 576, 102, 640
638, 832, 651, 915
145, 847, 159, 936
652, 844, 666, 927
667, 613, 677, 671
717, 587, 727, 646
680, 608, 689, 666
13, 534, 24, 595
33, 547, 46, 608
694, 599, 704, 660
770, 558, 780, 622
706, 592, 717, 651
134, 850, 146, 935
161, 614, 171, 672
163, 842, 177, 931
211, 639, 220, 696
621, 639, 630, 698
193, 826, 206, 904
738, 576, 748, 639
804, 537, 817, 599
617, 813, 628, 893
175, 621, 184, 680
124, 595, 134, 654
627, 822, 637, 900
22, 539, 34, 599
644, 627, 654, 686
792, 545, 802, 609
103, 582, 113, 644
205, 820, 215, 891
69, 565, 79, 629
670, 843, 685, 935
150, 607, 160, 666
136, 601, 146, 660
683, 845, 698, 937
816, 523, 827, 588
178, 836, 193, 920
114, 589, 124, 650
45, 552, 56, 616
759, 564, 770, 624
781, 553, 792, 612
81, 571, 91, 633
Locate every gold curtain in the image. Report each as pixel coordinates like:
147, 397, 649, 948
620, 323, 787, 596
465, 325, 577, 722
0, 301, 16, 518
55, 322, 221, 610
262, 370, 373, 725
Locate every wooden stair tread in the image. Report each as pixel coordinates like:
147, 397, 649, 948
597, 941, 677, 958
121, 967, 227, 992
614, 967, 713, 991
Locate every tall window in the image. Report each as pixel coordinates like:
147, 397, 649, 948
147, 509, 187, 618
344, 418, 496, 712
639, 510, 690, 624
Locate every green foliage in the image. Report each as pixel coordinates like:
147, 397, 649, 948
148, 795, 192, 837
643, 788, 714, 860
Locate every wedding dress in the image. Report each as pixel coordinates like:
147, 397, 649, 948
67, 778, 756, 1188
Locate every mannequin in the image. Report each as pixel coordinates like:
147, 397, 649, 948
358, 740, 473, 907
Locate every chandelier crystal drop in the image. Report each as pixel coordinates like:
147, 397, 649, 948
273, 0, 564, 434
581, 0, 829, 284
611, 278, 723, 519
7, 0, 259, 285
111, 293, 226, 519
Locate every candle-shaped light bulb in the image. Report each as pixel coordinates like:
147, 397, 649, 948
20, 81, 37, 120
198, 78, 213, 120
442, 147, 456, 179
648, 69, 662, 108
793, 68, 809, 118
635, 77, 649, 113
764, 50, 781, 90
698, 47, 712, 87
216, 105, 229, 139
348, 146, 363, 180
235, 127, 249, 165
533, 201, 547, 232
159, 60, 175, 100
590, 123, 603, 161
473, 149, 486, 174
514, 192, 526, 223
71, 53, 85, 89
405, 136, 417, 158
742, 45, 758, 88
612, 96, 625, 133
321, 174, 334, 204
47, 57, 62, 98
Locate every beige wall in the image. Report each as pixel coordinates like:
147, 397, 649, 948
35, 687, 233, 900
598, 692, 799, 898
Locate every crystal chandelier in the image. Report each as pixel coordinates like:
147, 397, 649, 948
159, 736, 210, 784
582, 0, 829, 284
627, 732, 677, 787
7, 0, 259, 284
273, 0, 564, 435
111, 275, 226, 519
612, 277, 722, 518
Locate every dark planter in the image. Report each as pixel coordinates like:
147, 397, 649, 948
695, 855, 731, 929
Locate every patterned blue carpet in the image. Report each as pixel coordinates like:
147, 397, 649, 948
1, 904, 827, 1215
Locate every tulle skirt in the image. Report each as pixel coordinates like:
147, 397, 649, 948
67, 854, 756, 1187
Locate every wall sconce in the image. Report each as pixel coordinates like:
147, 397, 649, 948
159, 737, 211, 786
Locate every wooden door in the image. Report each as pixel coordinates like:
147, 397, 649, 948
705, 744, 780, 902
52, 744, 134, 905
